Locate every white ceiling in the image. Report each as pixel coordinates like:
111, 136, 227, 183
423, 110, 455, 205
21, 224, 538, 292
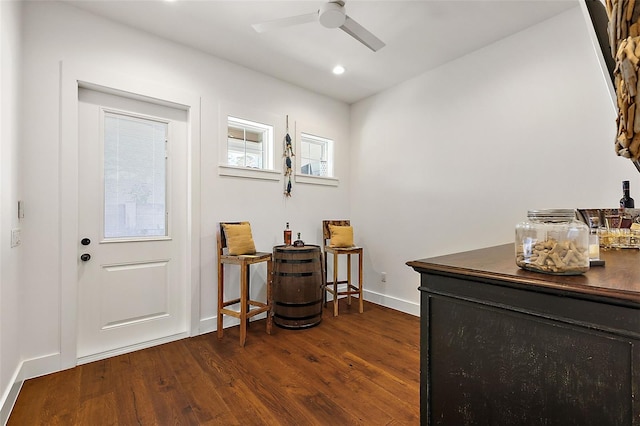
63, 0, 579, 104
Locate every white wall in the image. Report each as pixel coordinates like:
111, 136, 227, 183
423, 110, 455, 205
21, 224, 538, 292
19, 0, 350, 372
350, 6, 636, 312
0, 0, 23, 423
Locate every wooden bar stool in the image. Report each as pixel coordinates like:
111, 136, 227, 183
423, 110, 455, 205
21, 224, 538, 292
322, 220, 364, 316
217, 222, 273, 346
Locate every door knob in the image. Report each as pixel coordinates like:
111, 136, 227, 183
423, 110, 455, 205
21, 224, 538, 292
80, 253, 91, 262
81, 238, 91, 246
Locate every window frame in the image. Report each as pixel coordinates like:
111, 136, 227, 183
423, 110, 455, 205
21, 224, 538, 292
295, 124, 339, 187
218, 103, 280, 181
227, 116, 272, 170
299, 132, 333, 178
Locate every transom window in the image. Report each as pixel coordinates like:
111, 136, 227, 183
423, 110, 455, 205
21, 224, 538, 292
227, 116, 273, 170
300, 133, 333, 177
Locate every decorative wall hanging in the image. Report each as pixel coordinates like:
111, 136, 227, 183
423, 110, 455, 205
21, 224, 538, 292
609, 0, 640, 159
283, 115, 295, 197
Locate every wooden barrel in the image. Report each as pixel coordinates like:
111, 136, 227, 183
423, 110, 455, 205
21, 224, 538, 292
273, 245, 323, 329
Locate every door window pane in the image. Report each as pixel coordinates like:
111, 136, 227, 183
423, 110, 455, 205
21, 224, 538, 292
104, 112, 168, 239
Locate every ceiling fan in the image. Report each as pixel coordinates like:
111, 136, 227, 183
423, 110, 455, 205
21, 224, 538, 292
252, 1, 385, 52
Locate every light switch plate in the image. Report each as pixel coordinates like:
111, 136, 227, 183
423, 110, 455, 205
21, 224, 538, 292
11, 229, 21, 248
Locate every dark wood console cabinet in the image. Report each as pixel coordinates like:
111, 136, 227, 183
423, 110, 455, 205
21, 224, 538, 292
408, 244, 640, 426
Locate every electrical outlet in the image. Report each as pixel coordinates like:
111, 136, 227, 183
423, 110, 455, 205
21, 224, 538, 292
11, 228, 21, 248
381, 272, 387, 283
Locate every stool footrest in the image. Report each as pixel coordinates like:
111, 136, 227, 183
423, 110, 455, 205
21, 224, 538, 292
221, 298, 241, 308
220, 303, 271, 318
325, 284, 361, 295
326, 287, 360, 296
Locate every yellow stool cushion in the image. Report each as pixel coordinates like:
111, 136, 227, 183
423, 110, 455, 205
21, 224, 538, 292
329, 225, 354, 248
223, 223, 257, 255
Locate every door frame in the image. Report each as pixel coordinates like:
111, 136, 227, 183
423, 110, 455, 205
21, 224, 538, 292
60, 61, 201, 369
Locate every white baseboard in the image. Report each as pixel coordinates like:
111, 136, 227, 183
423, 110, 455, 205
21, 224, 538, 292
1, 367, 23, 426
363, 289, 419, 316
20, 352, 61, 381
1, 351, 60, 425
320, 284, 419, 316
199, 315, 216, 334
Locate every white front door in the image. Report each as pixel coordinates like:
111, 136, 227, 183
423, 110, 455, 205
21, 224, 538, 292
77, 88, 188, 363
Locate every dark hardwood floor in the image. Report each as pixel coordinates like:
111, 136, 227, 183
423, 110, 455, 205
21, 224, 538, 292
8, 300, 420, 425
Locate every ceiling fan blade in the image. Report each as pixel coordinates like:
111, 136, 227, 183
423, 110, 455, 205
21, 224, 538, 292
340, 15, 385, 52
252, 12, 318, 33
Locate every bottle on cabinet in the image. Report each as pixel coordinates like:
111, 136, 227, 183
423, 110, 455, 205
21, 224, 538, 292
620, 180, 635, 208
284, 222, 292, 246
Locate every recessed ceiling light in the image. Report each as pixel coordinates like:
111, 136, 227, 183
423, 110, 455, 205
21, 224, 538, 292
332, 65, 346, 75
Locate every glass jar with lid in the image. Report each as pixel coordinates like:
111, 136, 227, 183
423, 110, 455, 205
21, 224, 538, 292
515, 209, 589, 275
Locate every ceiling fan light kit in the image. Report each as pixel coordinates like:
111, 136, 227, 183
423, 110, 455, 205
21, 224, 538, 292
319, 2, 346, 28
252, 0, 385, 52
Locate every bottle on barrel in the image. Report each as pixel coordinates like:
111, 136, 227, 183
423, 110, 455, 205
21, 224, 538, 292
284, 222, 292, 245
620, 180, 635, 208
